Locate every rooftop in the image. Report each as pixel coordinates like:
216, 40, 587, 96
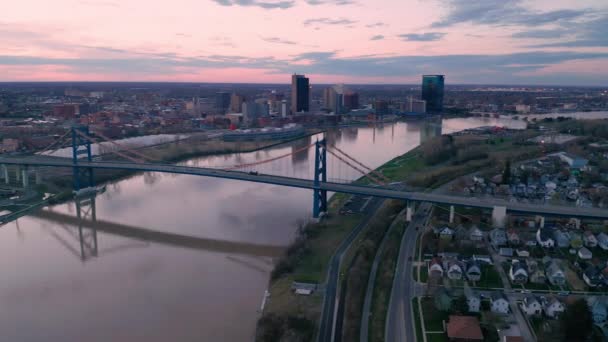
446, 315, 483, 341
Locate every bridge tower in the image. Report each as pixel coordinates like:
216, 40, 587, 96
71, 126, 94, 191
313, 138, 328, 218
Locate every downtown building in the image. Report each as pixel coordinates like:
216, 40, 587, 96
421, 75, 445, 113
291, 74, 310, 114
323, 84, 359, 114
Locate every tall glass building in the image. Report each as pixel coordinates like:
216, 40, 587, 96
291, 74, 310, 114
421, 75, 445, 113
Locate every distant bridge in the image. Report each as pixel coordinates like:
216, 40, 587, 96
1, 155, 607, 220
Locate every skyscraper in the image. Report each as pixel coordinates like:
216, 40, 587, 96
421, 75, 444, 113
215, 92, 231, 114
230, 93, 246, 113
291, 74, 310, 114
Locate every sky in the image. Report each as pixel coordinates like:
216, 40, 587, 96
1, 0, 608, 85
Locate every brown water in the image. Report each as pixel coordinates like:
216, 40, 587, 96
0, 117, 529, 341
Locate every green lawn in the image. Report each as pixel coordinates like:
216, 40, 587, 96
475, 266, 504, 288
426, 333, 448, 342
420, 297, 448, 332
420, 266, 428, 283
412, 298, 423, 342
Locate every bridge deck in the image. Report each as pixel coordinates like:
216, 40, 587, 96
1, 156, 607, 220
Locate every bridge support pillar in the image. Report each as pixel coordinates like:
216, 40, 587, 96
35, 170, 42, 185
537, 216, 545, 228
312, 139, 327, 218
15, 167, 20, 182
71, 126, 94, 191
2, 165, 8, 184
449, 205, 455, 224
406, 201, 414, 222
21, 167, 29, 188
492, 206, 507, 228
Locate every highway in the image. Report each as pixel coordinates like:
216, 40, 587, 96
317, 197, 384, 342
2, 157, 608, 220
385, 203, 431, 342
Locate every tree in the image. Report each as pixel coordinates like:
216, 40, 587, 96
560, 298, 593, 342
502, 159, 512, 185
452, 294, 469, 315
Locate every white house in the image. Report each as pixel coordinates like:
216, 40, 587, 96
536, 227, 555, 248
447, 261, 464, 280
428, 258, 444, 278
545, 259, 566, 286
466, 260, 482, 282
578, 247, 593, 260
521, 295, 542, 316
587, 297, 608, 324
597, 232, 608, 250
509, 261, 528, 284
469, 225, 484, 241
584, 231, 598, 248
465, 287, 481, 313
491, 292, 510, 314
542, 297, 565, 319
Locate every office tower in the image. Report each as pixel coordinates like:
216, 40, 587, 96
230, 94, 246, 113
421, 75, 445, 113
215, 92, 231, 114
242, 100, 269, 123
401, 97, 426, 113
323, 85, 344, 114
343, 91, 359, 111
291, 74, 310, 114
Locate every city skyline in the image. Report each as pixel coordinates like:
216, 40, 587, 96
1, 0, 608, 85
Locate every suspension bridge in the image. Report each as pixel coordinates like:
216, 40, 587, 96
0, 126, 607, 220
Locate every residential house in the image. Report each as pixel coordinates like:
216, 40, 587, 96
446, 315, 484, 342
490, 228, 507, 247
555, 230, 571, 248
584, 231, 598, 248
583, 266, 604, 287
491, 292, 510, 314
499, 248, 514, 257
545, 259, 566, 286
578, 247, 593, 260
542, 297, 565, 318
466, 260, 482, 282
438, 226, 454, 241
528, 260, 547, 284
507, 229, 521, 246
521, 295, 542, 316
525, 239, 538, 247
472, 255, 492, 265
516, 249, 530, 258
597, 232, 608, 250
435, 288, 453, 312
464, 287, 481, 313
587, 297, 608, 324
469, 225, 484, 242
536, 227, 555, 248
454, 225, 469, 241
447, 261, 464, 280
570, 232, 583, 249
428, 258, 444, 278
509, 260, 528, 284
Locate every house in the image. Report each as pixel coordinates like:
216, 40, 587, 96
447, 261, 464, 280
499, 248, 514, 257
438, 226, 454, 240
454, 224, 469, 241
587, 297, 608, 324
545, 259, 566, 286
536, 227, 555, 248
570, 232, 583, 249
597, 232, 608, 250
555, 230, 571, 248
466, 260, 482, 282
584, 231, 598, 248
578, 247, 593, 260
542, 296, 565, 318
583, 266, 604, 287
446, 315, 484, 342
507, 229, 521, 246
435, 288, 453, 311
491, 292, 510, 314
490, 228, 507, 247
558, 152, 589, 170
472, 255, 492, 265
509, 260, 528, 284
525, 239, 538, 247
515, 249, 530, 258
521, 295, 542, 316
528, 260, 546, 284
465, 287, 480, 313
469, 225, 484, 241
428, 258, 444, 278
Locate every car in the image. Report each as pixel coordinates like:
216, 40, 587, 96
248, 171, 258, 175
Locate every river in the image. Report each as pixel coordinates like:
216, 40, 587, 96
0, 115, 585, 341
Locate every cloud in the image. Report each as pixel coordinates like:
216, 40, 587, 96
366, 22, 385, 28
261, 36, 297, 45
512, 29, 569, 39
211, 0, 294, 9
526, 15, 608, 47
399, 32, 445, 41
432, 0, 588, 28
306, 0, 356, 5
370, 35, 384, 41
303, 17, 357, 26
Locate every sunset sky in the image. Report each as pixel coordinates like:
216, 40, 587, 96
1, 0, 607, 85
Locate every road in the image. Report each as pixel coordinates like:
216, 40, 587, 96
317, 197, 384, 342
359, 208, 406, 342
2, 156, 608, 220
385, 202, 432, 342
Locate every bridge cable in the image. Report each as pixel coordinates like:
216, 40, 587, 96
329, 145, 391, 184
92, 130, 161, 163
326, 149, 385, 185
74, 130, 144, 164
